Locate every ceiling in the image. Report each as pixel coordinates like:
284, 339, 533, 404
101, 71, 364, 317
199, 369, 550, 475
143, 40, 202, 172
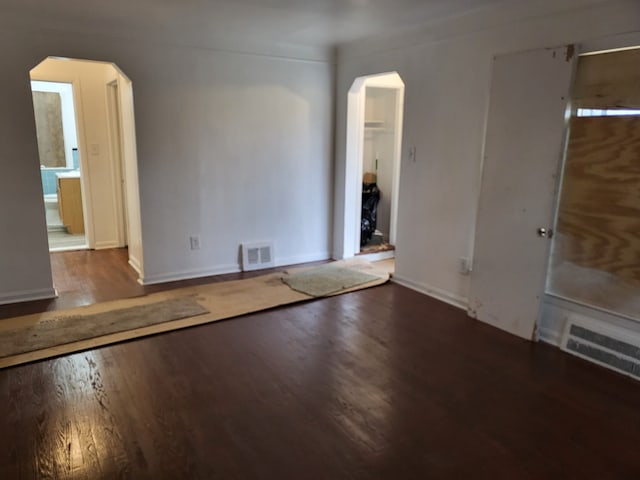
1, 0, 507, 52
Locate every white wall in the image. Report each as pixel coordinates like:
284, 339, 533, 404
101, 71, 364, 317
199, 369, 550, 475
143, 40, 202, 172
0, 26, 333, 299
31, 58, 121, 250
132, 48, 333, 284
334, 0, 640, 307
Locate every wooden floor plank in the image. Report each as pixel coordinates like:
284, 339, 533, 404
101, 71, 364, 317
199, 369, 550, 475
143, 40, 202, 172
1, 249, 640, 478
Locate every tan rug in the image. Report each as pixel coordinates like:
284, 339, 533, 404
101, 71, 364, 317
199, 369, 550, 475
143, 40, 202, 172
0, 258, 392, 369
282, 264, 379, 297
0, 297, 207, 358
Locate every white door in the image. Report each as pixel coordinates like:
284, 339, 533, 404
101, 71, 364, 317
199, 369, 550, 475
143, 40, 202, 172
469, 46, 576, 340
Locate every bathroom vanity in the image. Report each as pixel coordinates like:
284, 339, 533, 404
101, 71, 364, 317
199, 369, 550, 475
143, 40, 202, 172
57, 171, 84, 234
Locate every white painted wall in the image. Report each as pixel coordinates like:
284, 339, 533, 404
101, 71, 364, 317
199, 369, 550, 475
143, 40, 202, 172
30, 80, 78, 168
334, 0, 640, 307
0, 26, 333, 299
134, 47, 333, 283
31, 58, 121, 250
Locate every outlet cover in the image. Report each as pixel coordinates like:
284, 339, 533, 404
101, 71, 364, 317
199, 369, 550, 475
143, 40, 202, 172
190, 235, 201, 250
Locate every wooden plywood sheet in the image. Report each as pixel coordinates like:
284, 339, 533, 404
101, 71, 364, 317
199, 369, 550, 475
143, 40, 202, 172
573, 48, 640, 109
556, 116, 640, 284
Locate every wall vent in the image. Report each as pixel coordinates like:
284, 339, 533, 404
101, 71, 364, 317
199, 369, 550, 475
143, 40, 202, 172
561, 314, 640, 380
241, 242, 275, 271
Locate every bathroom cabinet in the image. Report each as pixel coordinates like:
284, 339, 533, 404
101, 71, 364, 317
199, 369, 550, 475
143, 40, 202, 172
57, 176, 85, 234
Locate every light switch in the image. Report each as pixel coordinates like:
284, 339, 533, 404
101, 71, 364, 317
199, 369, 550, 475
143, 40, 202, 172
408, 145, 416, 162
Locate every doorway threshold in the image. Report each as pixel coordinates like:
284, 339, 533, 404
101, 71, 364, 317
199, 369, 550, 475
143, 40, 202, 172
50, 245, 88, 253
357, 249, 395, 262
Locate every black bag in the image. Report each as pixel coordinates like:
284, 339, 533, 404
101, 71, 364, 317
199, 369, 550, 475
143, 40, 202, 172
361, 183, 380, 246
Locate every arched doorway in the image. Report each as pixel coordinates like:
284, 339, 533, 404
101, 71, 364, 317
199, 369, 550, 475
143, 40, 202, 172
339, 72, 405, 259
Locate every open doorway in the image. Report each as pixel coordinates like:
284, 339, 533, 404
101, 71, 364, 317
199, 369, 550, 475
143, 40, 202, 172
342, 72, 405, 260
29, 56, 144, 283
30, 80, 87, 251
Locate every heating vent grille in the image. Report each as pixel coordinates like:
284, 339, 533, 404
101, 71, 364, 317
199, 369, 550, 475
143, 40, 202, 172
241, 242, 274, 271
561, 315, 640, 380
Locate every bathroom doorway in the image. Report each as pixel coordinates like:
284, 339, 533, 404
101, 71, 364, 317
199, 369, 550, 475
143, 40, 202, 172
29, 56, 145, 281
30, 80, 87, 251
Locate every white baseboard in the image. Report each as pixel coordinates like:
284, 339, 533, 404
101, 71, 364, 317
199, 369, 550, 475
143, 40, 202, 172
392, 275, 468, 310
0, 287, 57, 306
537, 325, 563, 347
138, 252, 331, 286
94, 240, 121, 250
128, 256, 142, 276
274, 251, 331, 268
139, 264, 241, 285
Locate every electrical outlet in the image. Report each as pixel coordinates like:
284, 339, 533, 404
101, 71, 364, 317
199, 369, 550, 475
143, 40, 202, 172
190, 235, 200, 250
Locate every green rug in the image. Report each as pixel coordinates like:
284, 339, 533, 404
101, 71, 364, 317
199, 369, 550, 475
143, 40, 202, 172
0, 297, 208, 358
282, 264, 380, 297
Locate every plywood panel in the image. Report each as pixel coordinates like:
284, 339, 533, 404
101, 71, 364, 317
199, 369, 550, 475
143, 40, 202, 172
573, 48, 640, 109
556, 116, 640, 284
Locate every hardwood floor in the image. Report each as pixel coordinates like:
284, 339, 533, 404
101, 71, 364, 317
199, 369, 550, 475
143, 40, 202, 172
0, 248, 316, 320
1, 249, 640, 478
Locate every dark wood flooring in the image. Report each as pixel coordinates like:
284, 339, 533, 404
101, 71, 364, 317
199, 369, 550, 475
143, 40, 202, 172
1, 249, 640, 479
0, 248, 316, 320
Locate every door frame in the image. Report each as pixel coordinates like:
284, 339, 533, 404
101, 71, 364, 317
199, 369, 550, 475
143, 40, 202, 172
30, 71, 94, 249
106, 79, 128, 247
340, 71, 405, 258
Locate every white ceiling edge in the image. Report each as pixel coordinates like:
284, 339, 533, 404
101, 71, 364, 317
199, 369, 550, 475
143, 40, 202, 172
336, 0, 615, 60
0, 13, 335, 64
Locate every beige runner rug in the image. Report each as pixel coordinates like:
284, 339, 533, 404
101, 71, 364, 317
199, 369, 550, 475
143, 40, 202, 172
0, 258, 391, 369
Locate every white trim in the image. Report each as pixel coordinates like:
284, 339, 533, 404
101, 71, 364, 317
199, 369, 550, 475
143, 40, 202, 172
580, 31, 640, 56
389, 87, 404, 246
275, 251, 331, 268
128, 257, 142, 276
0, 287, 57, 306
139, 264, 241, 286
340, 72, 405, 259
537, 325, 563, 347
49, 245, 88, 253
94, 240, 121, 250
139, 252, 332, 286
357, 250, 395, 262
105, 80, 127, 248
392, 274, 468, 310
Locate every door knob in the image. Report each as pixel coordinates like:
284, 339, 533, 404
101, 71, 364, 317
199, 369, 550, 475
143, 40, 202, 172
537, 227, 553, 238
